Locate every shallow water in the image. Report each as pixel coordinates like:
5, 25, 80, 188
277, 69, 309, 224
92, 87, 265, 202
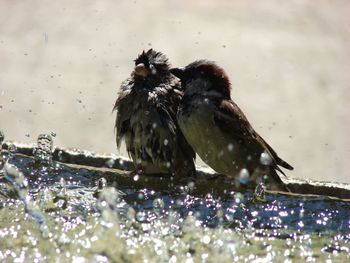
0, 148, 349, 262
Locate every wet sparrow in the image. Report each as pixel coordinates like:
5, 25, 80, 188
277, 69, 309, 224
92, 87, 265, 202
113, 49, 196, 177
171, 60, 293, 190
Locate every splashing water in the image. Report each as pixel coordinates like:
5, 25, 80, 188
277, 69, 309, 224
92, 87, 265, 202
0, 150, 349, 262
34, 134, 53, 166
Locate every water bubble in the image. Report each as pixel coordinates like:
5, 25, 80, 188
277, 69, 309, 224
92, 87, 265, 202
25, 133, 30, 137
118, 159, 124, 166
163, 139, 169, 146
105, 158, 115, 168
239, 168, 250, 185
202, 235, 211, 244
234, 193, 244, 204
34, 134, 53, 166
136, 210, 146, 222
187, 181, 195, 191
138, 192, 144, 200
260, 151, 272, 166
227, 143, 234, 152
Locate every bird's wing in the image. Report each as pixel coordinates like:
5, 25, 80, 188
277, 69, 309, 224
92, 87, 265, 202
113, 81, 133, 149
213, 99, 293, 173
159, 86, 196, 163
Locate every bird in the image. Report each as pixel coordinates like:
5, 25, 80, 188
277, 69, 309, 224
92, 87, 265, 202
113, 49, 196, 177
170, 60, 293, 191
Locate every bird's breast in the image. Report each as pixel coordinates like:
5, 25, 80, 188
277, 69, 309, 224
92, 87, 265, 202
178, 97, 259, 176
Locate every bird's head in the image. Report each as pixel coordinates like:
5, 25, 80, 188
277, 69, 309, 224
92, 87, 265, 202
170, 60, 231, 99
133, 49, 171, 82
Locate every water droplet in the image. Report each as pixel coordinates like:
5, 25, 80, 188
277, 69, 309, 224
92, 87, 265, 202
227, 143, 234, 152
260, 151, 272, 165
234, 193, 243, 204
34, 134, 53, 166
251, 211, 258, 217
97, 177, 107, 190
136, 210, 146, 222
138, 192, 144, 200
163, 139, 169, 146
202, 235, 211, 244
279, 211, 288, 217
183, 181, 195, 194
3, 162, 29, 199
133, 174, 139, 181
105, 158, 115, 168
57, 150, 63, 161
59, 177, 66, 188
253, 182, 266, 201
239, 168, 250, 185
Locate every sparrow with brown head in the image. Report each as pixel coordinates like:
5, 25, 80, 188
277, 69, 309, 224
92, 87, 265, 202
171, 60, 293, 190
113, 49, 196, 177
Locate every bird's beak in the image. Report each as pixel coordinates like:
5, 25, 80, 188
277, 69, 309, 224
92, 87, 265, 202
134, 63, 148, 77
170, 67, 185, 80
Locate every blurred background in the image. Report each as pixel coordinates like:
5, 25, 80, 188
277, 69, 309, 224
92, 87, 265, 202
1, 1, 349, 183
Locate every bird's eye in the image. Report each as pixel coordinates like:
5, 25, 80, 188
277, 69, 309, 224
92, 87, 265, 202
150, 64, 157, 75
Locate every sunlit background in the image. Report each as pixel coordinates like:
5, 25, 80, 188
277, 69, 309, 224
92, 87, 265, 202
1, 0, 349, 183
